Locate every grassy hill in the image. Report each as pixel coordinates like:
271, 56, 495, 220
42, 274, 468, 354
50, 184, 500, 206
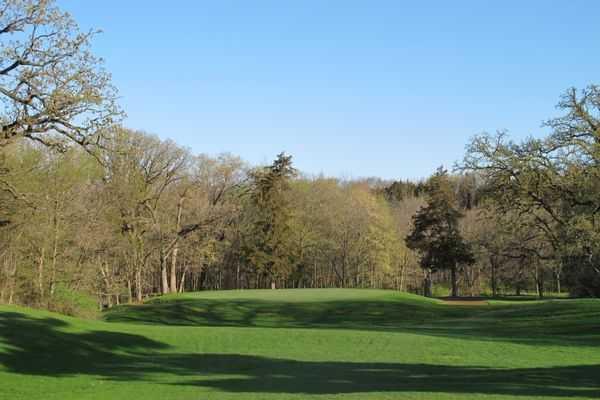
1, 289, 599, 399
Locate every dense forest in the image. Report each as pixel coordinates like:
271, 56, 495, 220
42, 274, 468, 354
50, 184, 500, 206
1, 0, 600, 315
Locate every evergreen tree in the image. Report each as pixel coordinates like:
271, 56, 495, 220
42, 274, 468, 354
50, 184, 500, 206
406, 167, 474, 297
243, 153, 296, 288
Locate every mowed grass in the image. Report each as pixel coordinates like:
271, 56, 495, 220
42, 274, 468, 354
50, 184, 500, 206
0, 289, 599, 400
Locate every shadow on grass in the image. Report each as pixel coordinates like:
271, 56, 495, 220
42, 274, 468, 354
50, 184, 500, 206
0, 311, 168, 378
0, 311, 599, 398
104, 297, 600, 347
171, 355, 600, 399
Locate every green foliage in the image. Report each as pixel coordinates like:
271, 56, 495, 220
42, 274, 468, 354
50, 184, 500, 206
381, 179, 425, 202
47, 285, 99, 319
463, 85, 600, 297
406, 168, 475, 296
0, 0, 122, 148
431, 284, 452, 297
242, 153, 297, 282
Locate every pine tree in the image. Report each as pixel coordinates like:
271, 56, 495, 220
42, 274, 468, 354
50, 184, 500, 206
406, 167, 474, 297
243, 153, 296, 288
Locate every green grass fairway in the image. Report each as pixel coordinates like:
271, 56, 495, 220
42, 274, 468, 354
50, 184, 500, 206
1, 289, 599, 399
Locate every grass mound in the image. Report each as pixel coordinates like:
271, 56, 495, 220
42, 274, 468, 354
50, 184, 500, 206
104, 289, 445, 329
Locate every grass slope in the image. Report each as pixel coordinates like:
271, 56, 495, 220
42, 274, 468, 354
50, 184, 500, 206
0, 289, 599, 399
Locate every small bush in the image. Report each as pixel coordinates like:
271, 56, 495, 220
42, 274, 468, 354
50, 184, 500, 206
47, 285, 100, 319
432, 284, 451, 297
567, 267, 600, 298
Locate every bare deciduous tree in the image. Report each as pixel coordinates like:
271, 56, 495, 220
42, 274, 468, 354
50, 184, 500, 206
0, 0, 121, 148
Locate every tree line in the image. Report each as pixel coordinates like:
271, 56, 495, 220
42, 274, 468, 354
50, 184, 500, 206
0, 1, 599, 315
0, 131, 426, 309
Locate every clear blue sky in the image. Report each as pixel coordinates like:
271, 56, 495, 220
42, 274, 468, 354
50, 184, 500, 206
61, 0, 600, 180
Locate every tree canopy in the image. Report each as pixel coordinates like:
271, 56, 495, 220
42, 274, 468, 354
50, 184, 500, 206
0, 0, 121, 149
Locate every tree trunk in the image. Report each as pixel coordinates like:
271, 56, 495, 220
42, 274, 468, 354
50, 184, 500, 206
100, 262, 112, 307
536, 263, 545, 299
423, 269, 433, 297
160, 251, 169, 294
170, 246, 179, 294
168, 194, 185, 294
178, 265, 188, 293
490, 256, 497, 297
50, 195, 60, 297
399, 254, 407, 292
135, 267, 143, 302
0, 264, 5, 303
50, 231, 59, 296
451, 264, 458, 297
8, 254, 16, 305
236, 261, 240, 289
38, 247, 45, 301
127, 279, 133, 304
